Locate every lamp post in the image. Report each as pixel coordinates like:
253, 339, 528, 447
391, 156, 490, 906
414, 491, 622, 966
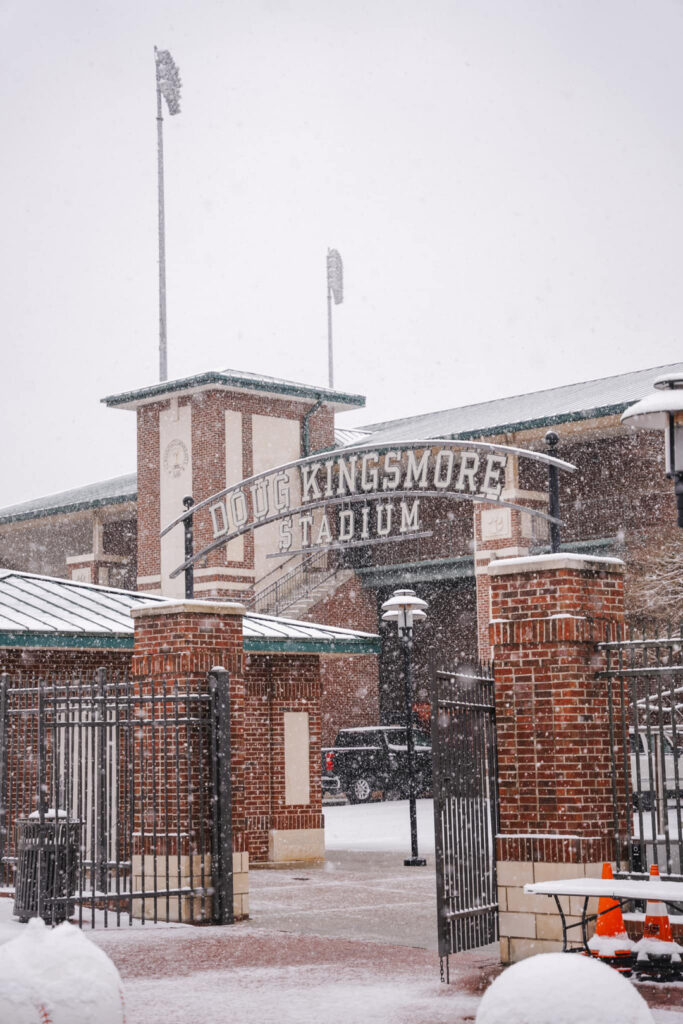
381, 588, 428, 867
621, 374, 683, 527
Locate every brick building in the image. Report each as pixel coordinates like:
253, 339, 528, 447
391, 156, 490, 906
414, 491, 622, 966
0, 567, 378, 875
1, 361, 681, 742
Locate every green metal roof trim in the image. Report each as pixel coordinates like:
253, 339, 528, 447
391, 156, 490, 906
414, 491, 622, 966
356, 540, 618, 589
0, 631, 135, 649
444, 403, 630, 441
0, 570, 379, 655
0, 474, 137, 525
357, 556, 474, 587
360, 362, 683, 445
244, 637, 380, 655
0, 632, 379, 655
102, 369, 365, 412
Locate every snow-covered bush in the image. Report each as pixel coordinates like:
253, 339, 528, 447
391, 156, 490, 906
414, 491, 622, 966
475, 952, 653, 1024
0, 918, 125, 1024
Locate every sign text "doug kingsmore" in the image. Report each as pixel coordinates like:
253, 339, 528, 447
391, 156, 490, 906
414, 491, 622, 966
208, 446, 508, 553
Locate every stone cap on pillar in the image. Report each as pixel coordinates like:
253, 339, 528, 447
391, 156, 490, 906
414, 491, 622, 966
130, 600, 247, 620
487, 552, 625, 577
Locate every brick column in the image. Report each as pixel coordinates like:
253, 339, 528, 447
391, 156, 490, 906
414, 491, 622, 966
130, 600, 249, 921
488, 553, 625, 962
473, 488, 549, 662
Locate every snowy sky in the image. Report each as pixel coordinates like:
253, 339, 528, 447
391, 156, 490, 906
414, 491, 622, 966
3, 0, 683, 508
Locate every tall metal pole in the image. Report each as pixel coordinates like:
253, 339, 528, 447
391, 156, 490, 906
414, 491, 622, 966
545, 431, 561, 554
327, 282, 334, 389
156, 51, 168, 383
183, 496, 194, 599
401, 631, 426, 867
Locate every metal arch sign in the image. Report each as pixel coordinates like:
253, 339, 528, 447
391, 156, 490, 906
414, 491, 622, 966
161, 439, 576, 580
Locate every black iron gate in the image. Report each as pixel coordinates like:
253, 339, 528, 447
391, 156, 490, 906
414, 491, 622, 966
0, 667, 233, 927
602, 625, 683, 879
430, 661, 499, 974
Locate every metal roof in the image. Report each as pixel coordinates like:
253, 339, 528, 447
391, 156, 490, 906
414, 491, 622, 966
360, 361, 683, 444
0, 474, 137, 525
5, 362, 678, 526
102, 368, 365, 413
0, 570, 379, 655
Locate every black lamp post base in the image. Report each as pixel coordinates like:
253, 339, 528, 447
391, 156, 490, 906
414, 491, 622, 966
404, 857, 427, 867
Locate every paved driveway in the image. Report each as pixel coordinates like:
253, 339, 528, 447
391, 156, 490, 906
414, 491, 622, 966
250, 848, 440, 950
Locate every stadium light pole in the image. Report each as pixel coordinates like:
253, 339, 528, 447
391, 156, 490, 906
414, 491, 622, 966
381, 588, 428, 867
155, 47, 182, 382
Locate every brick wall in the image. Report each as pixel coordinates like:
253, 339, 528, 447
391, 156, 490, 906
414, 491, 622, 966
136, 388, 335, 597
0, 645, 132, 678
243, 654, 323, 861
489, 553, 626, 962
131, 602, 325, 865
303, 574, 380, 744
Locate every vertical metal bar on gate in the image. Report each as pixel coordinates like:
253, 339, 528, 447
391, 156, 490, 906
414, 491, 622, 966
37, 681, 47, 921
96, 668, 108, 898
430, 660, 498, 964
209, 669, 234, 924
430, 663, 448, 959
0, 674, 8, 888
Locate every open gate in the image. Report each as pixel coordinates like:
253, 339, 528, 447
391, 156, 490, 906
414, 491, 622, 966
430, 661, 499, 976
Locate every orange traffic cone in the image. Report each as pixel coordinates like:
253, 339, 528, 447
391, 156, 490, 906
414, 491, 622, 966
588, 862, 633, 964
634, 864, 682, 964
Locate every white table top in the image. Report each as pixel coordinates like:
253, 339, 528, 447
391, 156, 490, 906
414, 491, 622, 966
524, 877, 683, 903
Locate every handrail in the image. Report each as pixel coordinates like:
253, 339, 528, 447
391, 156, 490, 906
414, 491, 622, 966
247, 550, 340, 616
252, 548, 309, 590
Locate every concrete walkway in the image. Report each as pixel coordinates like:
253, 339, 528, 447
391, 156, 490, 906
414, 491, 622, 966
249, 849, 440, 951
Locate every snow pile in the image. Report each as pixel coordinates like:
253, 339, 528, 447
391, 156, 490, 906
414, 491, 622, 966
324, 798, 435, 853
475, 952, 654, 1024
0, 918, 125, 1024
634, 935, 683, 959
587, 931, 634, 956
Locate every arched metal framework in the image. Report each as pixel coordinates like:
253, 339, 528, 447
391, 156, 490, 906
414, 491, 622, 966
160, 438, 576, 580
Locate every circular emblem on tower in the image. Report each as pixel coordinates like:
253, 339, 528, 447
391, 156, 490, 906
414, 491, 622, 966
163, 439, 189, 478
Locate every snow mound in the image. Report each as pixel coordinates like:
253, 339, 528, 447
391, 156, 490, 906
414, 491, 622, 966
475, 952, 654, 1024
588, 931, 634, 955
0, 917, 125, 1024
634, 936, 683, 958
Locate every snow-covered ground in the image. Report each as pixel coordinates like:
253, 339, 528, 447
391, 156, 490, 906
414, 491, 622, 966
323, 797, 435, 853
1, 800, 682, 1023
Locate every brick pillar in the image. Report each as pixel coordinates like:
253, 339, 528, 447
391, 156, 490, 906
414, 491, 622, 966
489, 553, 625, 962
130, 600, 249, 921
473, 488, 549, 662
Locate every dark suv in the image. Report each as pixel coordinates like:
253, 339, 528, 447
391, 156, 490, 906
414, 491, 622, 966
322, 725, 432, 803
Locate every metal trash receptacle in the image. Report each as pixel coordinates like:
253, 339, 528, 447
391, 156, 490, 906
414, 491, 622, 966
13, 813, 81, 924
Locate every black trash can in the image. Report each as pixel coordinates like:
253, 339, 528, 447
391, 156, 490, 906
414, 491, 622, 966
14, 814, 81, 924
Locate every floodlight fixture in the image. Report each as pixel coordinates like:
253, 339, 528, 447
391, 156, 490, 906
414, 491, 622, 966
621, 374, 683, 527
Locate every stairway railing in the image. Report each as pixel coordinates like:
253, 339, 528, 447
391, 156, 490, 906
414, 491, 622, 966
247, 549, 341, 617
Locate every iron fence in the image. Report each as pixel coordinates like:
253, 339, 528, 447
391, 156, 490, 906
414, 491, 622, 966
430, 660, 498, 976
0, 667, 233, 927
601, 624, 683, 879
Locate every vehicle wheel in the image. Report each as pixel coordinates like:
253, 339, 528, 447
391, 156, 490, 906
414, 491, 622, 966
348, 776, 374, 803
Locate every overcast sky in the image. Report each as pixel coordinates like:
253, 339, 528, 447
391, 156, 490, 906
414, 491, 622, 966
2, 0, 683, 508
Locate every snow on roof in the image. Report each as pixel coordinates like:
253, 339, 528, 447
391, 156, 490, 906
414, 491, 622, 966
102, 368, 365, 413
6, 362, 677, 526
360, 361, 683, 444
0, 474, 137, 524
0, 569, 379, 654
334, 427, 373, 448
